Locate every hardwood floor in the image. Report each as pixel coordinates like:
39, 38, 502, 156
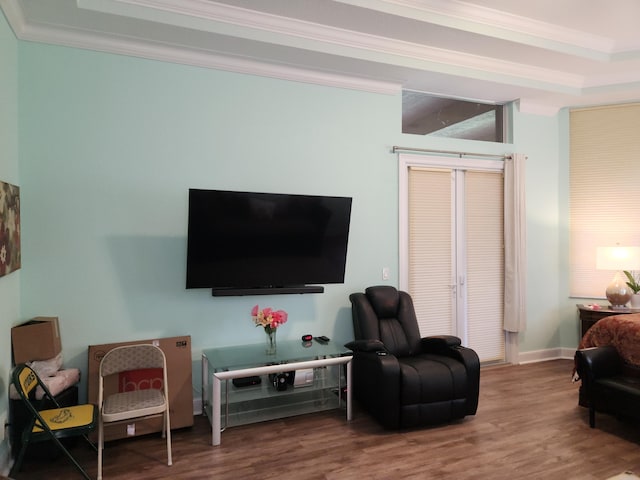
10, 359, 640, 480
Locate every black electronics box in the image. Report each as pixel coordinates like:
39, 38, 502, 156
232, 376, 262, 388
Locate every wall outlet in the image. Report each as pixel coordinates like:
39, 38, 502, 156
0, 413, 6, 442
382, 267, 390, 280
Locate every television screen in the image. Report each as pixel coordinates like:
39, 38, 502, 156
186, 189, 352, 295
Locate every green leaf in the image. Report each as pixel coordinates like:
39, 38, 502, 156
624, 270, 640, 293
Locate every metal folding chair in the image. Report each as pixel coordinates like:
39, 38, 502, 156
10, 364, 97, 480
98, 344, 172, 480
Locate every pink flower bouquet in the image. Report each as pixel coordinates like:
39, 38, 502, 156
251, 305, 288, 333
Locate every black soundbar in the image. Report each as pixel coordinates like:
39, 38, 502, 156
211, 286, 324, 296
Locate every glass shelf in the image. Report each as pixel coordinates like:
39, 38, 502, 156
202, 340, 352, 444
203, 340, 349, 371
208, 370, 342, 427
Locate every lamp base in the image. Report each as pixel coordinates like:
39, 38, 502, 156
606, 271, 633, 308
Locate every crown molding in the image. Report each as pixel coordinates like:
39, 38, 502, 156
9, 14, 400, 96
516, 99, 561, 116
76, 0, 585, 94
5, 0, 640, 112
0, 0, 585, 98
0, 0, 26, 36
111, 0, 613, 56
335, 0, 617, 59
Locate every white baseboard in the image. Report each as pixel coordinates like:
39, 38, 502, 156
0, 442, 12, 477
517, 347, 575, 364
193, 397, 203, 416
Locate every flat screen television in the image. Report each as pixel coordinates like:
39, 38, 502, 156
186, 189, 352, 296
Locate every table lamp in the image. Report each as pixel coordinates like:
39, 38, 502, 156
596, 246, 640, 308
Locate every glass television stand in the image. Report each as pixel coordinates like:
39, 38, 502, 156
201, 340, 352, 446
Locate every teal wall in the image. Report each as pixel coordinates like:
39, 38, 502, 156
15, 48, 401, 337
512, 106, 564, 353
0, 9, 19, 474
18, 43, 405, 400
557, 108, 579, 347
3, 31, 575, 472
511, 106, 578, 354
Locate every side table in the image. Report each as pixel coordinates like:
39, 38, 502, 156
576, 304, 640, 337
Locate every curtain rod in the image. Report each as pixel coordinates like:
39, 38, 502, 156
392, 145, 512, 160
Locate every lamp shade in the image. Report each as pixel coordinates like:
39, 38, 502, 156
596, 246, 640, 271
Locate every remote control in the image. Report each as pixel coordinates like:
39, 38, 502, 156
314, 336, 330, 344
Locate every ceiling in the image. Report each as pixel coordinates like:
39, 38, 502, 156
3, 0, 640, 115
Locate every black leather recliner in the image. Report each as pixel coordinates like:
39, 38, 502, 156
575, 346, 640, 428
346, 286, 480, 429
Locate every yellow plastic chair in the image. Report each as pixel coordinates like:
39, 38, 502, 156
10, 364, 98, 480
98, 344, 172, 480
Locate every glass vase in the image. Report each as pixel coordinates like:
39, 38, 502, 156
265, 328, 277, 355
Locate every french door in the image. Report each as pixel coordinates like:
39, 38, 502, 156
399, 155, 506, 363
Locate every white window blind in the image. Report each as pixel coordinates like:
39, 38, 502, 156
406, 163, 505, 362
465, 171, 505, 362
570, 104, 640, 298
408, 167, 455, 336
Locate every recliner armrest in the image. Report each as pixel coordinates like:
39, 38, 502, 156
420, 335, 480, 415
345, 339, 387, 353
575, 345, 622, 381
347, 341, 401, 429
421, 335, 462, 351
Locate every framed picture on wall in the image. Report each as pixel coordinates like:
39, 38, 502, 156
0, 180, 20, 278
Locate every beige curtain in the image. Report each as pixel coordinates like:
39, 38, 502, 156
503, 153, 527, 332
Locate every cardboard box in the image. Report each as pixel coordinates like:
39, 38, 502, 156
11, 317, 63, 364
88, 335, 193, 442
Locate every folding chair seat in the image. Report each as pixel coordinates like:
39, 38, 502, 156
98, 344, 172, 480
10, 364, 97, 480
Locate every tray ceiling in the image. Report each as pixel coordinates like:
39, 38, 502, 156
3, 0, 640, 114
